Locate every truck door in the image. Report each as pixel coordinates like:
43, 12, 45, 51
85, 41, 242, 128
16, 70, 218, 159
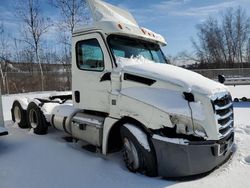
72, 33, 112, 113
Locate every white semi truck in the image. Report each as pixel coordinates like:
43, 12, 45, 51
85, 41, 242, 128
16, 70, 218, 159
10, 0, 234, 178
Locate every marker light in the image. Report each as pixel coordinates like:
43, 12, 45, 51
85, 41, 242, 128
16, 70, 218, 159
141, 28, 146, 34
118, 24, 123, 29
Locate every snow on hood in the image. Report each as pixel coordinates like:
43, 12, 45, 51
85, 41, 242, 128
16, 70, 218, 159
116, 56, 227, 95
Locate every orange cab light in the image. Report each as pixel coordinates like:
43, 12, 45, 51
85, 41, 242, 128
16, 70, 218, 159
141, 29, 146, 34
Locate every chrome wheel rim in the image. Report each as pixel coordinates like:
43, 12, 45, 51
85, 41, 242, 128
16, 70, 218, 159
14, 106, 21, 123
123, 137, 139, 170
29, 109, 38, 129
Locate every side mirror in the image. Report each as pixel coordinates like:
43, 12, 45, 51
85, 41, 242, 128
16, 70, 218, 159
218, 74, 225, 84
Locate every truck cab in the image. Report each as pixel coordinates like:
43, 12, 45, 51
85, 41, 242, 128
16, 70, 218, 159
72, 21, 167, 114
70, 17, 234, 176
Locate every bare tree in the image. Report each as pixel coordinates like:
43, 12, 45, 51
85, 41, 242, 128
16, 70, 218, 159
247, 38, 250, 63
222, 7, 250, 63
16, 0, 51, 91
50, 0, 88, 54
234, 7, 250, 63
50, 0, 88, 90
13, 38, 20, 63
222, 8, 234, 63
0, 23, 11, 94
193, 7, 250, 65
50, 0, 88, 34
193, 17, 227, 64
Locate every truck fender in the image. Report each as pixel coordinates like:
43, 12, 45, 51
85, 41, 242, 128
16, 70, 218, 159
13, 97, 29, 110
102, 116, 152, 155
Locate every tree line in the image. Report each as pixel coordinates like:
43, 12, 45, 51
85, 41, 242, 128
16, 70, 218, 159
193, 7, 250, 64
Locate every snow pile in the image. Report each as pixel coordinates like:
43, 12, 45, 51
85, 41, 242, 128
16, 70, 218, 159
116, 56, 154, 68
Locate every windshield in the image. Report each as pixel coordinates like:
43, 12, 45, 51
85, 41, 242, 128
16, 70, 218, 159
108, 35, 167, 64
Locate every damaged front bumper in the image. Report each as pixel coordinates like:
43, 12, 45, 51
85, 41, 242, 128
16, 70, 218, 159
152, 131, 234, 178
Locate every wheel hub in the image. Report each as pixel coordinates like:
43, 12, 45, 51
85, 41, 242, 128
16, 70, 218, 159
29, 109, 38, 129
14, 106, 21, 123
123, 137, 139, 170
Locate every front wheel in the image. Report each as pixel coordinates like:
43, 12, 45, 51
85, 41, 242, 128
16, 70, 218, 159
27, 102, 48, 135
120, 124, 157, 177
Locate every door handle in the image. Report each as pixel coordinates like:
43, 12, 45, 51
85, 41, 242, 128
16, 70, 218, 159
74, 91, 80, 103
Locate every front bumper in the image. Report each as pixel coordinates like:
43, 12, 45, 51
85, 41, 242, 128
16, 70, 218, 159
152, 132, 234, 178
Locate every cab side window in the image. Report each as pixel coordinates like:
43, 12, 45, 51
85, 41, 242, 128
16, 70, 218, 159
76, 39, 104, 71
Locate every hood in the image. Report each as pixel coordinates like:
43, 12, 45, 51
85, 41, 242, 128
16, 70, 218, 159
117, 57, 227, 96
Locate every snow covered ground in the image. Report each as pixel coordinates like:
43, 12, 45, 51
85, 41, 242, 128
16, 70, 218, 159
0, 86, 250, 188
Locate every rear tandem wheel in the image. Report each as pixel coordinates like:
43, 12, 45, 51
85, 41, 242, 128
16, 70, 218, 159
11, 100, 28, 128
26, 102, 48, 135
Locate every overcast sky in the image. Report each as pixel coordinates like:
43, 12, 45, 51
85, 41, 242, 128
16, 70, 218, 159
0, 0, 250, 56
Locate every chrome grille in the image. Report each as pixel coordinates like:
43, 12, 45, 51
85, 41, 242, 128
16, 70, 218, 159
212, 93, 234, 138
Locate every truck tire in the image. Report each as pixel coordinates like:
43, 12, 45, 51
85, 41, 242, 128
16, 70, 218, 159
11, 101, 28, 128
120, 125, 157, 177
242, 97, 247, 102
27, 102, 48, 135
234, 98, 239, 102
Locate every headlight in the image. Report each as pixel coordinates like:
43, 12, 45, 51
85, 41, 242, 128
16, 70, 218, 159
170, 115, 207, 138
193, 123, 207, 138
